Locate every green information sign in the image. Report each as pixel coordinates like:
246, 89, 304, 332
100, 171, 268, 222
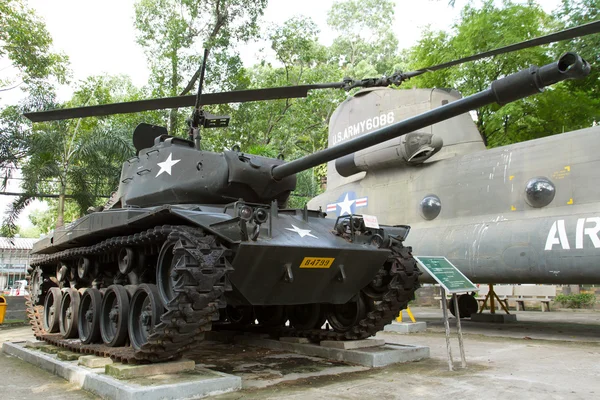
414, 256, 478, 294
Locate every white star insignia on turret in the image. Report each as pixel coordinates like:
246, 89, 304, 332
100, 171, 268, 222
286, 224, 318, 239
156, 153, 181, 177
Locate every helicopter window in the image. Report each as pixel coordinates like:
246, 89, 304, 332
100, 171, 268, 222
420, 195, 441, 220
525, 177, 556, 208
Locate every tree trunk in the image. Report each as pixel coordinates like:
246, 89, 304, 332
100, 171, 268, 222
169, 50, 179, 134
56, 182, 66, 228
168, 108, 178, 134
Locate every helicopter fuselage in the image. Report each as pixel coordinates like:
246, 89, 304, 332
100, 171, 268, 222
309, 88, 600, 284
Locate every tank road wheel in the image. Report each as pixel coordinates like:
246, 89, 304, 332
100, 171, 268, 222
118, 247, 135, 275
225, 305, 254, 325
100, 285, 130, 347
77, 257, 91, 280
255, 305, 287, 327
43, 287, 62, 333
326, 294, 368, 333
287, 304, 326, 330
59, 288, 81, 338
56, 262, 68, 285
129, 284, 164, 351
78, 288, 103, 344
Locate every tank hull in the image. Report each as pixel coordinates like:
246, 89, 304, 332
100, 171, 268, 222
33, 205, 394, 305
27, 203, 419, 362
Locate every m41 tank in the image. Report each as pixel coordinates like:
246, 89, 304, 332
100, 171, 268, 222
25, 52, 589, 362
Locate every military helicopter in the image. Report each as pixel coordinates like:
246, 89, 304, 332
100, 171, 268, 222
308, 21, 600, 317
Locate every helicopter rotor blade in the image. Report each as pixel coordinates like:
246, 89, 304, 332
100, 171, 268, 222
23, 20, 600, 123
23, 85, 316, 122
404, 19, 600, 79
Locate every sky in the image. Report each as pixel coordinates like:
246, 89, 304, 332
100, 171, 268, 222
1, 0, 563, 232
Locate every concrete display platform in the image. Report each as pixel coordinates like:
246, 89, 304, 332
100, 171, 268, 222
2, 342, 241, 400
3, 309, 600, 399
471, 313, 517, 323
229, 334, 429, 367
384, 321, 427, 333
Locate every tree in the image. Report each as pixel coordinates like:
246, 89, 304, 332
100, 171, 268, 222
28, 203, 79, 235
327, 0, 402, 76
0, 0, 68, 95
0, 0, 70, 188
202, 16, 346, 204
554, 0, 600, 103
134, 0, 267, 134
404, 0, 598, 147
1, 76, 144, 235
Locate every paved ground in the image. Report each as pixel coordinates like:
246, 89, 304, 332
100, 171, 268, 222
0, 326, 96, 400
410, 306, 600, 343
1, 308, 599, 399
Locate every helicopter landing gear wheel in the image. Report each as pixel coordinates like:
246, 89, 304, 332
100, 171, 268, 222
129, 284, 164, 351
254, 305, 287, 327
78, 288, 103, 344
100, 285, 130, 347
287, 304, 326, 330
326, 294, 367, 333
43, 287, 62, 333
225, 305, 254, 325
59, 288, 80, 338
449, 293, 479, 318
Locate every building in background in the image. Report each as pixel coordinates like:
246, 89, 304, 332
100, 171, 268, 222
0, 237, 38, 291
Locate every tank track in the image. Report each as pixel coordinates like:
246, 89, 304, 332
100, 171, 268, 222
25, 225, 419, 363
216, 243, 420, 341
26, 225, 228, 363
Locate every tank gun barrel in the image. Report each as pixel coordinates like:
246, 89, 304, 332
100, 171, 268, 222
271, 53, 590, 180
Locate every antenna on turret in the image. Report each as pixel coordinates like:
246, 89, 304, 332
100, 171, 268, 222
188, 48, 230, 149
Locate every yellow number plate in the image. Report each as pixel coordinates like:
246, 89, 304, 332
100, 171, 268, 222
300, 257, 335, 269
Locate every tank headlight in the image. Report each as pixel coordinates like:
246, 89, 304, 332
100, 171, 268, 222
254, 208, 268, 224
238, 205, 253, 221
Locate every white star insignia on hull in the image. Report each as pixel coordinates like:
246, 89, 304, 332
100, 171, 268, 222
286, 224, 318, 238
156, 153, 181, 177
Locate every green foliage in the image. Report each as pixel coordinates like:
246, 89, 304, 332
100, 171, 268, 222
0, 1, 70, 194
328, 0, 401, 75
554, 0, 600, 102
405, 0, 599, 147
0, 0, 69, 92
204, 15, 346, 160
555, 293, 596, 308
17, 225, 41, 238
134, 0, 267, 133
28, 201, 81, 234
2, 75, 139, 235
288, 169, 323, 209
